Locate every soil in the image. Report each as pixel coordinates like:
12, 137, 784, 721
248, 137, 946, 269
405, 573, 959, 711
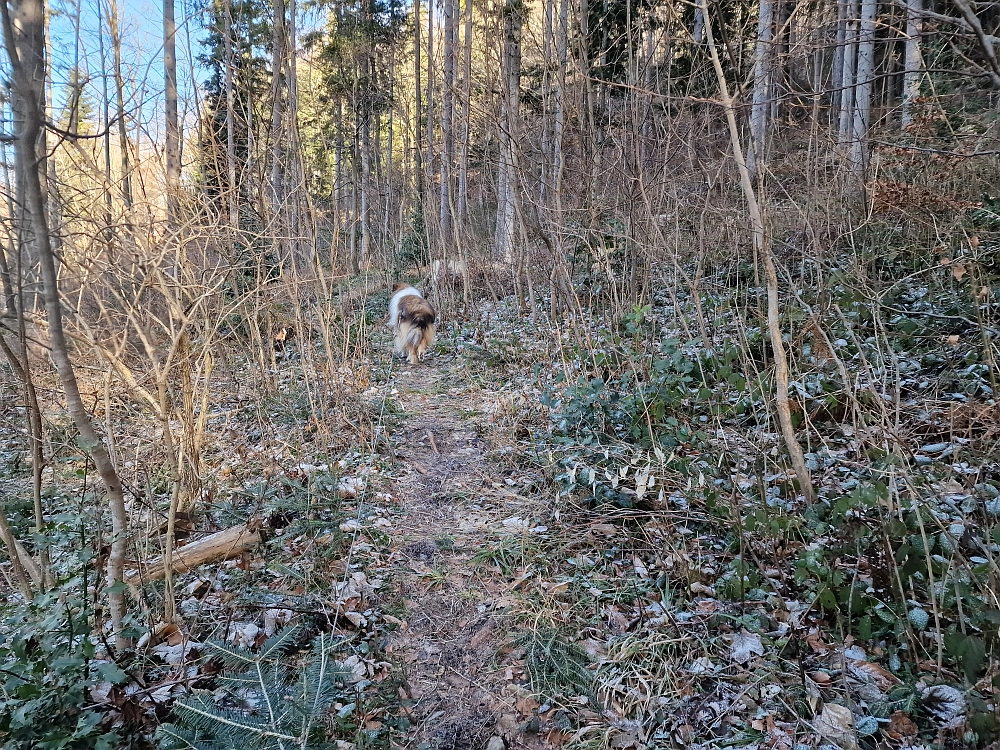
384, 361, 546, 750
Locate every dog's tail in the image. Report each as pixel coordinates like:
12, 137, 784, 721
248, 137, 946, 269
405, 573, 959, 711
402, 307, 434, 333
404, 318, 428, 350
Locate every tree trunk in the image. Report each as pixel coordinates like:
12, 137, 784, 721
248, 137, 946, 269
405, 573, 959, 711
440, 0, 456, 252
553, 0, 567, 204
494, 0, 521, 265
361, 108, 372, 268
699, 0, 815, 505
832, 0, 846, 127
164, 0, 180, 224
414, 0, 424, 203
335, 96, 345, 240
269, 0, 287, 239
849, 0, 875, 177
692, 6, 705, 43
900, 0, 922, 128
99, 0, 113, 232
426, 0, 435, 203
384, 46, 396, 248
1, 0, 132, 643
225, 0, 238, 228
109, 0, 132, 208
457, 0, 473, 221
837, 0, 857, 143
748, 0, 774, 180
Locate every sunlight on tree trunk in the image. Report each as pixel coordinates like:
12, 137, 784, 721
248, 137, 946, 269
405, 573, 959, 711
164, 0, 180, 224
849, 0, 875, 178
2, 0, 132, 644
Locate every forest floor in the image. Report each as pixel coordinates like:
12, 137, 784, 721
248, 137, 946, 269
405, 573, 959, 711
381, 358, 550, 750
1, 288, 993, 750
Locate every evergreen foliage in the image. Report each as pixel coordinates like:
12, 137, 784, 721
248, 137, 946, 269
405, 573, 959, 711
157, 629, 355, 750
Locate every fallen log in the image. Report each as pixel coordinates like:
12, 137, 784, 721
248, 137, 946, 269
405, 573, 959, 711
125, 521, 263, 586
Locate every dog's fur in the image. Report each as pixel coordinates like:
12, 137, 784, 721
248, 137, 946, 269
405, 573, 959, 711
388, 284, 436, 364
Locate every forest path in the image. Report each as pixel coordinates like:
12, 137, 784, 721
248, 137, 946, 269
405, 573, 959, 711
383, 358, 543, 750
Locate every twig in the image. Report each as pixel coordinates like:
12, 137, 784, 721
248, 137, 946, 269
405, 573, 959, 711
426, 430, 440, 454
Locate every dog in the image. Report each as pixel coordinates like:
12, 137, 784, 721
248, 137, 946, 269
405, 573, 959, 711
388, 284, 436, 364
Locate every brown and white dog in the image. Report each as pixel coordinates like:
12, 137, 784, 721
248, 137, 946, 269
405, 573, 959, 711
388, 283, 436, 364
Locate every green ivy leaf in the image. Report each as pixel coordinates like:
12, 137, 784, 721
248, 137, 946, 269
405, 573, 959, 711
104, 580, 127, 596
96, 662, 128, 685
944, 632, 987, 681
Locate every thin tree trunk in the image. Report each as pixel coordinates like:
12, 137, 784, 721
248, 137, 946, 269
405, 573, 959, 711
109, 0, 132, 208
335, 96, 345, 237
698, 0, 815, 504
692, 6, 705, 43
164, 0, 180, 224
837, 0, 857, 143
414, 0, 424, 203
426, 0, 435, 217
457, 0, 472, 220
384, 46, 395, 248
42, 9, 59, 256
900, 0, 922, 128
269, 0, 286, 237
286, 0, 306, 261
553, 0, 566, 201
541, 0, 552, 205
361, 107, 372, 268
99, 0, 113, 232
1, 0, 132, 641
225, 0, 238, 228
772, 0, 789, 122
748, 0, 774, 180
849, 0, 875, 177
832, 0, 846, 126
494, 0, 521, 265
440, 0, 455, 252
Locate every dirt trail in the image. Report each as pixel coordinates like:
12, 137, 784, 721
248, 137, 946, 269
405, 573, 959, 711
384, 360, 540, 750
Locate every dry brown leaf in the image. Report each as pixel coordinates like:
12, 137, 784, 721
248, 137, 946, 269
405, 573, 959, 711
673, 725, 694, 744
469, 623, 493, 650
848, 659, 900, 690
690, 582, 715, 596
605, 605, 631, 633
546, 580, 570, 596
886, 710, 918, 739
805, 632, 830, 653
952, 263, 968, 281
544, 729, 569, 746
812, 703, 859, 750
515, 694, 540, 715
809, 670, 832, 684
